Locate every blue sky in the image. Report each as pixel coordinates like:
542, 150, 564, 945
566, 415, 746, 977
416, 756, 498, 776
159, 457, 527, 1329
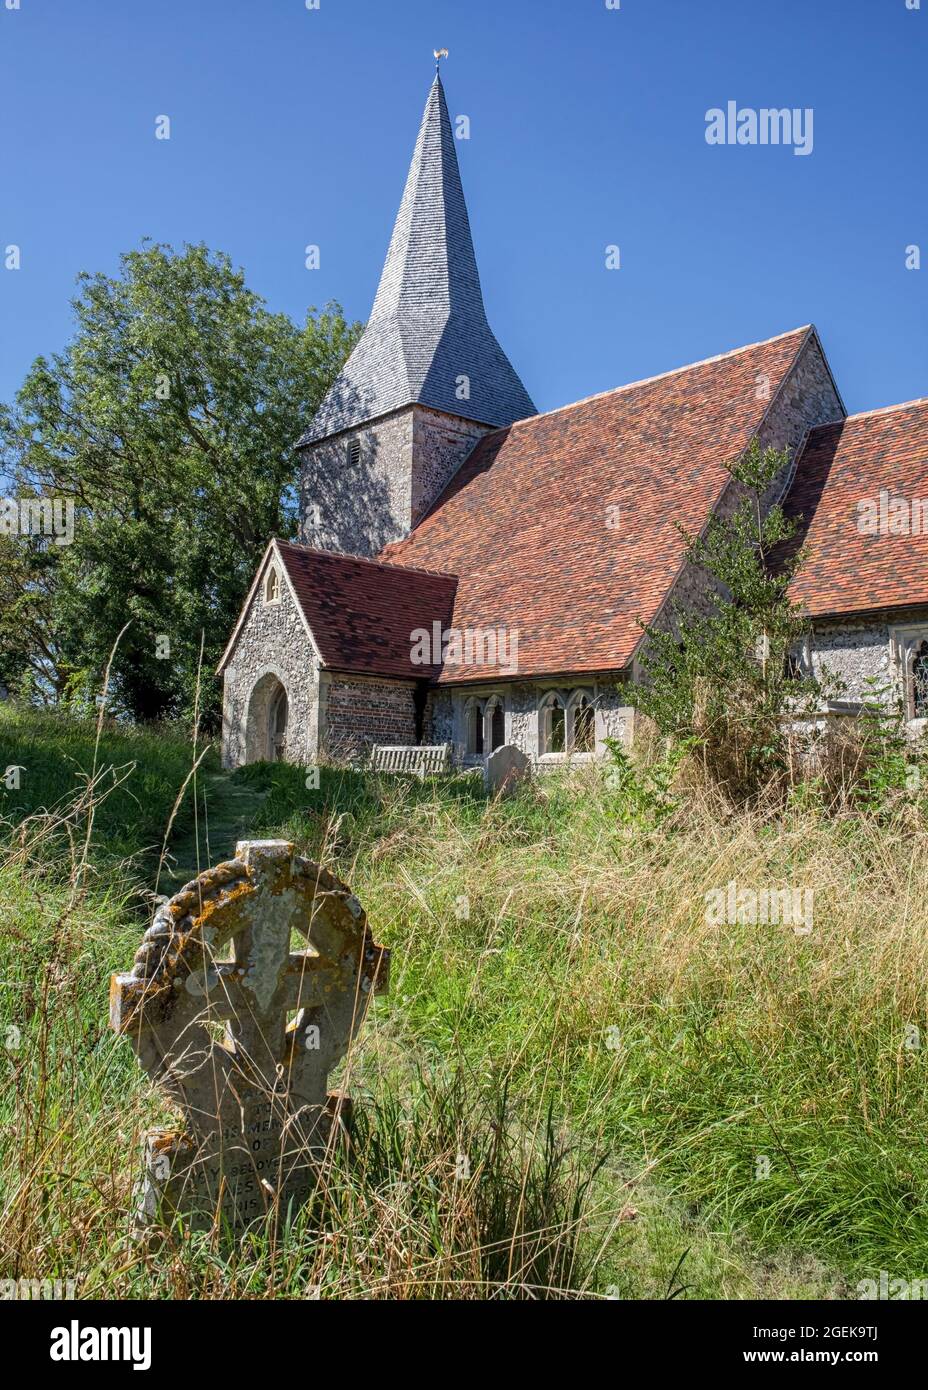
1, 0, 925, 417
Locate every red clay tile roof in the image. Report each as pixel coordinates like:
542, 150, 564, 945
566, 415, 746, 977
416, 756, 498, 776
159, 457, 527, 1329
383, 327, 814, 682
276, 541, 457, 680
785, 400, 928, 618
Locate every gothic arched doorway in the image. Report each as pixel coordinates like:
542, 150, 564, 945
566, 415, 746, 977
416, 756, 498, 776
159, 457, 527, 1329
269, 685, 288, 761
245, 672, 290, 764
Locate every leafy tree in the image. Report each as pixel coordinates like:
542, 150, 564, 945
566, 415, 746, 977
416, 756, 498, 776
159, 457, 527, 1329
0, 531, 71, 703
0, 242, 358, 724
631, 438, 836, 800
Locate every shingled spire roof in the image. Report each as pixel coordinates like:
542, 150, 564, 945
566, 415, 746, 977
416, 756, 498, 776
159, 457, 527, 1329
299, 73, 536, 446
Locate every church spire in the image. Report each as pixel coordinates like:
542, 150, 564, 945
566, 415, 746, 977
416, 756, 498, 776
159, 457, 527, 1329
300, 71, 536, 445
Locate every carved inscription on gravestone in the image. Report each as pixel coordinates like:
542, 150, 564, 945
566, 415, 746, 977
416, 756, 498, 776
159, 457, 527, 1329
110, 840, 389, 1232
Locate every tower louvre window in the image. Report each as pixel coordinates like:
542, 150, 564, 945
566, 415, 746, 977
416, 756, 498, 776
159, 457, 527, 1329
346, 439, 361, 467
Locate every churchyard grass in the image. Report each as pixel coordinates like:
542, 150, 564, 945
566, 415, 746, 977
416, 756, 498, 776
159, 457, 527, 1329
1, 707, 926, 1298
0, 705, 217, 864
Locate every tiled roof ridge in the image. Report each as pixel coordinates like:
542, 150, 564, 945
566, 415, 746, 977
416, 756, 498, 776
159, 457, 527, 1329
497, 325, 814, 432
809, 396, 928, 428
274, 537, 457, 582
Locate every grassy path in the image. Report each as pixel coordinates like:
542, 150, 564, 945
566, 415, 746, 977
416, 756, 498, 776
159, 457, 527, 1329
157, 769, 269, 895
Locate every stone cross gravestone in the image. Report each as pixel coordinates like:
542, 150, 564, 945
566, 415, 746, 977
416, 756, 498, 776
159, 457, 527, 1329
485, 743, 530, 797
110, 839, 389, 1234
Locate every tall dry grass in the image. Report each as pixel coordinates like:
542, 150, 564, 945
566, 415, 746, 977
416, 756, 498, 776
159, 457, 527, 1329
2, 717, 926, 1297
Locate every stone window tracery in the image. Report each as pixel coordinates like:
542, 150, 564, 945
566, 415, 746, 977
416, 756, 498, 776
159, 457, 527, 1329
570, 691, 595, 753
539, 692, 567, 755
465, 695, 508, 756
465, 697, 485, 757
486, 696, 505, 753
893, 627, 928, 723
540, 689, 596, 756
912, 639, 928, 720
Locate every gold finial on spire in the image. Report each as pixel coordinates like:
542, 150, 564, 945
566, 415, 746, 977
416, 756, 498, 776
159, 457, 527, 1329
434, 48, 449, 72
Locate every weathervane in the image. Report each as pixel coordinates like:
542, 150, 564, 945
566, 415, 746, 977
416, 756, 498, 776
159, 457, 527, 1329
434, 48, 449, 72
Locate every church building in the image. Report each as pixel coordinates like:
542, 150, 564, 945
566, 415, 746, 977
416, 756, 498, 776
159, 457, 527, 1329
218, 72, 928, 770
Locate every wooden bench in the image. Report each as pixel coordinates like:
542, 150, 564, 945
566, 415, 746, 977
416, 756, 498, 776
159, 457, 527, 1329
369, 744, 451, 778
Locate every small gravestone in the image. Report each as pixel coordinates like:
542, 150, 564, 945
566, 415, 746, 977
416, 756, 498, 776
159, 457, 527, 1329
110, 840, 388, 1234
485, 743, 530, 796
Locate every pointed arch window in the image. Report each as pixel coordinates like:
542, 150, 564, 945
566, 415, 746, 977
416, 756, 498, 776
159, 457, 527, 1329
912, 640, 928, 720
570, 691, 595, 753
895, 628, 928, 722
486, 696, 506, 753
265, 567, 281, 604
540, 692, 567, 755
540, 689, 597, 756
464, 695, 508, 757
465, 697, 485, 756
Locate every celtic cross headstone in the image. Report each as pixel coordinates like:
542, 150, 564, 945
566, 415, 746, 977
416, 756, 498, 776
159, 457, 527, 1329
110, 839, 389, 1233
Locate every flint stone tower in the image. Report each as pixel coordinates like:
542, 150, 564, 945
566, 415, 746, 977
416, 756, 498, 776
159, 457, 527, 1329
297, 73, 536, 557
